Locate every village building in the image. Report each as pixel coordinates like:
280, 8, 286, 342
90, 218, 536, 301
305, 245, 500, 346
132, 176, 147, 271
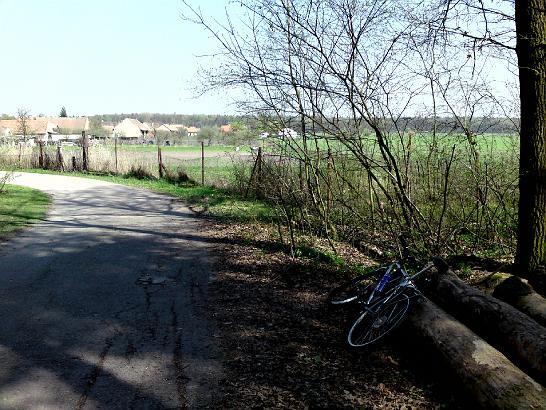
186, 126, 200, 137
156, 124, 180, 133
113, 118, 151, 142
0, 117, 89, 145
220, 124, 232, 134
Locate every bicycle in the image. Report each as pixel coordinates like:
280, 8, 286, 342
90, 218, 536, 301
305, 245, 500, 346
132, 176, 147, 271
328, 242, 446, 348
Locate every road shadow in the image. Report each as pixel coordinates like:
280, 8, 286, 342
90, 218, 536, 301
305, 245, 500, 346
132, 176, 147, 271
0, 185, 222, 409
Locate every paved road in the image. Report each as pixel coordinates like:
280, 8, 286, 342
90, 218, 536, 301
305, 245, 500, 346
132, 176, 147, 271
0, 173, 222, 409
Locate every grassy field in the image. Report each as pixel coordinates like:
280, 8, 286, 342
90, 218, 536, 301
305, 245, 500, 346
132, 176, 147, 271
0, 185, 50, 238
0, 143, 253, 186
118, 144, 248, 154
271, 132, 519, 153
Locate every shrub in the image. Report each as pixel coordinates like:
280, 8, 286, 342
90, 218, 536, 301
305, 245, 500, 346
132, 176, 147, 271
0, 170, 14, 193
164, 168, 196, 186
125, 165, 156, 180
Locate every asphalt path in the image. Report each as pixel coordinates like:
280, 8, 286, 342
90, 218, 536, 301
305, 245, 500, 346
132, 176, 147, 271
0, 173, 222, 409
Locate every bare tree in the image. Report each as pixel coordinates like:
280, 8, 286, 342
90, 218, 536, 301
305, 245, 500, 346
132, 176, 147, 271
183, 0, 519, 254
16, 108, 32, 144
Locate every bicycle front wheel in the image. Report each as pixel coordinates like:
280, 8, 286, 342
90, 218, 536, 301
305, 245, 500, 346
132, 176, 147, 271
347, 292, 411, 348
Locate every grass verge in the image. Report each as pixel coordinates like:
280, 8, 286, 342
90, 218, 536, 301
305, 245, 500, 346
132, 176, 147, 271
8, 169, 369, 274
14, 169, 275, 224
0, 185, 50, 238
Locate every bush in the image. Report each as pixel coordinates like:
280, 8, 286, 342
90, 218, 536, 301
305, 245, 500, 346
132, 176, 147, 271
0, 170, 14, 193
125, 165, 156, 180
164, 168, 196, 186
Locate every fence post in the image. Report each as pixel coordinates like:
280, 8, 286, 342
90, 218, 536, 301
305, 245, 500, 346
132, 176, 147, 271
245, 147, 262, 198
56, 144, 64, 171
201, 141, 205, 185
158, 145, 164, 178
327, 147, 333, 211
81, 131, 88, 171
38, 141, 44, 168
299, 159, 305, 191
256, 147, 263, 198
72, 156, 77, 171
114, 137, 118, 174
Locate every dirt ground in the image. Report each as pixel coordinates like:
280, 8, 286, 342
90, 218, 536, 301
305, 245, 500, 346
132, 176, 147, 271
203, 220, 468, 409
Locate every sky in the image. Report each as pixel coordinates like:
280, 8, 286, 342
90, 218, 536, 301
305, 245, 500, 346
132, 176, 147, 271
0, 0, 234, 116
0, 1, 517, 118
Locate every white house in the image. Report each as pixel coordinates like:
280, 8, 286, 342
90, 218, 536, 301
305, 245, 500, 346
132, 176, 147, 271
113, 118, 151, 141
278, 128, 298, 138
48, 117, 90, 142
0, 118, 57, 145
0, 117, 90, 145
186, 126, 200, 137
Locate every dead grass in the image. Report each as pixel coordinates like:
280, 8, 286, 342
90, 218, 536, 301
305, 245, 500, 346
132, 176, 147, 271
203, 219, 466, 409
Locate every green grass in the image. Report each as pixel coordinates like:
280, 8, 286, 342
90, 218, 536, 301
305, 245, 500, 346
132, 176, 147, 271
110, 144, 245, 154
0, 185, 50, 237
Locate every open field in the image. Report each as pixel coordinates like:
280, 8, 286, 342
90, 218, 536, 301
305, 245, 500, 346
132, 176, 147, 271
0, 143, 254, 186
0, 184, 50, 238
0, 132, 521, 258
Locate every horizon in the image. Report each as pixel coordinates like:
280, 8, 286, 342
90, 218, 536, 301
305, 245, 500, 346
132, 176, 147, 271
0, 0, 236, 117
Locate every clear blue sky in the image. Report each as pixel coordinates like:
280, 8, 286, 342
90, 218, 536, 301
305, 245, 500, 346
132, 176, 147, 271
0, 0, 233, 116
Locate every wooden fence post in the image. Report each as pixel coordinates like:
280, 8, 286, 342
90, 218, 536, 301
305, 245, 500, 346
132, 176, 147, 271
299, 159, 304, 191
158, 145, 164, 178
201, 141, 205, 185
56, 144, 64, 171
114, 137, 118, 174
245, 147, 263, 198
256, 147, 263, 198
38, 141, 44, 168
72, 156, 77, 171
327, 147, 333, 211
81, 131, 89, 171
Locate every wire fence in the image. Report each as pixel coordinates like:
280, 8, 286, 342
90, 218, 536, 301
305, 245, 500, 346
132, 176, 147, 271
0, 142, 255, 187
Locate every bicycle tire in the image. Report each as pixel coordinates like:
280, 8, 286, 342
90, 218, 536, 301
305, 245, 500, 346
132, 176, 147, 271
347, 291, 411, 348
327, 267, 386, 306
327, 270, 383, 306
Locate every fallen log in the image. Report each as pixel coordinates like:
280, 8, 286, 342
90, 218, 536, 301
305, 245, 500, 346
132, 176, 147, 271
493, 275, 546, 327
406, 298, 546, 409
419, 267, 546, 384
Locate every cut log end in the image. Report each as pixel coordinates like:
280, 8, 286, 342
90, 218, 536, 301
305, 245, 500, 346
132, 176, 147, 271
493, 275, 533, 300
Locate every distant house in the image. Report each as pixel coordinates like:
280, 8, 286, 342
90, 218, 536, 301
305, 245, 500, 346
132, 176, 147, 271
278, 128, 298, 138
101, 123, 115, 134
114, 118, 151, 141
220, 124, 232, 134
50, 117, 90, 142
186, 126, 200, 137
0, 118, 60, 145
156, 124, 181, 133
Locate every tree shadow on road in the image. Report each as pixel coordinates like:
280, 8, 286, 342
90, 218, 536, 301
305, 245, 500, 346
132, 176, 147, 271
0, 186, 222, 409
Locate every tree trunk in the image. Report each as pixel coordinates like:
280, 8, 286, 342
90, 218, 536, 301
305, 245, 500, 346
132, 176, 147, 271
419, 268, 546, 384
493, 275, 546, 327
514, 1, 546, 282
406, 299, 546, 409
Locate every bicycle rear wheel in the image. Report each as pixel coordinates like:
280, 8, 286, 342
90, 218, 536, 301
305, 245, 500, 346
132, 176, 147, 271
327, 267, 385, 306
347, 292, 411, 348
327, 277, 373, 306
